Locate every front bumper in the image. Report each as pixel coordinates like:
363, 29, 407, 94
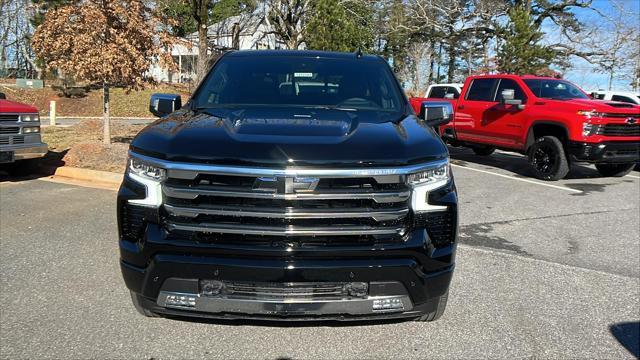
0, 142, 48, 162
567, 141, 639, 163
120, 224, 456, 321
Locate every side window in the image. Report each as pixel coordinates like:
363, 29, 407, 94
495, 79, 527, 103
466, 79, 498, 101
611, 95, 637, 104
428, 86, 447, 98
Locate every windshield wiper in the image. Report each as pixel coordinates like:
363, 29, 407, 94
303, 105, 358, 111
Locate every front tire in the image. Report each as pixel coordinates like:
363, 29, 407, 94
595, 163, 635, 177
472, 146, 495, 156
528, 136, 570, 181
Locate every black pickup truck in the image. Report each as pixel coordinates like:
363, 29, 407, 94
118, 50, 458, 321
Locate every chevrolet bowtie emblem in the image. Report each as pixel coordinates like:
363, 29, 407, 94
253, 176, 320, 194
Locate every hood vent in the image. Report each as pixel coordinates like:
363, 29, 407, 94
605, 102, 634, 108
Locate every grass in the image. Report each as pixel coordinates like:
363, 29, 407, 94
41, 120, 146, 173
0, 83, 191, 118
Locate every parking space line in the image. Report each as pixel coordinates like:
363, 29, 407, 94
451, 164, 583, 193
625, 174, 640, 179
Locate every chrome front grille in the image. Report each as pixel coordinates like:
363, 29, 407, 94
162, 167, 412, 245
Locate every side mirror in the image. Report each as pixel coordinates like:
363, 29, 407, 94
444, 93, 455, 100
420, 101, 454, 127
500, 89, 523, 106
0, 92, 6, 100
149, 93, 182, 117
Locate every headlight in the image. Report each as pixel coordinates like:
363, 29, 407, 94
22, 126, 40, 134
20, 114, 40, 122
577, 110, 602, 119
128, 157, 166, 181
408, 162, 450, 213
127, 156, 165, 207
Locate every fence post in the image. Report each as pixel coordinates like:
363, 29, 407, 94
49, 101, 56, 126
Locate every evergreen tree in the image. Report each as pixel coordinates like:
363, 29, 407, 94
306, 0, 374, 52
497, 6, 557, 75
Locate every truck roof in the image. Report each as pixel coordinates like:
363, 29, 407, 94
225, 49, 382, 62
468, 74, 559, 80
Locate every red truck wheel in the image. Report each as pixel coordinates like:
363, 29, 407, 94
528, 136, 570, 181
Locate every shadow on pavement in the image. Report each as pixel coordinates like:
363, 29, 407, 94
0, 150, 67, 183
610, 321, 640, 358
448, 146, 637, 180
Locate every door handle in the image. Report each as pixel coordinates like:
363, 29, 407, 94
457, 105, 464, 110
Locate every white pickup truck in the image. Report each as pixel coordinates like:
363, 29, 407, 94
424, 83, 464, 99
589, 90, 640, 105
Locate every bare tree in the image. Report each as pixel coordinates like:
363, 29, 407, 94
1, 0, 42, 78
266, 0, 311, 49
556, 0, 639, 90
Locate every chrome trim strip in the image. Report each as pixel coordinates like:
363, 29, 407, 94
157, 291, 412, 316
129, 151, 448, 178
165, 222, 405, 236
164, 203, 409, 221
163, 184, 410, 203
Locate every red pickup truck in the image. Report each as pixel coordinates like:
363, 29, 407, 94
0, 92, 48, 164
410, 75, 640, 180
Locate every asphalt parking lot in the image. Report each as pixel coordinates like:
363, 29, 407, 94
1, 149, 639, 359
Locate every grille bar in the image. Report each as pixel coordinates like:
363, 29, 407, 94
600, 113, 640, 119
0, 115, 19, 122
0, 127, 19, 134
220, 282, 351, 300
164, 203, 409, 221
166, 221, 405, 236
163, 184, 410, 203
596, 124, 640, 136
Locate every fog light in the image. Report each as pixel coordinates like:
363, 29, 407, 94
373, 298, 404, 311
345, 282, 368, 298
165, 294, 196, 308
200, 280, 225, 296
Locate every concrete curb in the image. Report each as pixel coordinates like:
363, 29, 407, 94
45, 166, 123, 187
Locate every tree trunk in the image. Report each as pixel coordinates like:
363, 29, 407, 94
103, 82, 111, 145
195, 0, 210, 84
608, 70, 613, 91
447, 44, 456, 82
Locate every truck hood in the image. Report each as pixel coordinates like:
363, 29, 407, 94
130, 107, 448, 167
0, 99, 38, 113
550, 98, 640, 112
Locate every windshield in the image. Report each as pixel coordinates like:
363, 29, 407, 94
523, 79, 589, 100
194, 55, 404, 113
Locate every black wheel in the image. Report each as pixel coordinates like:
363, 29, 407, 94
415, 290, 449, 322
528, 136, 570, 181
595, 163, 636, 177
471, 146, 495, 156
130, 291, 162, 318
